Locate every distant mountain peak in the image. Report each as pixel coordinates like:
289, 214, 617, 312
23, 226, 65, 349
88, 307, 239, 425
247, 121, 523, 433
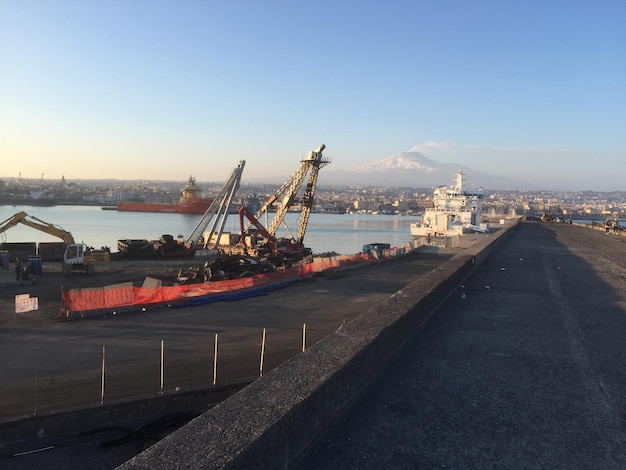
250, 146, 532, 190
345, 151, 438, 173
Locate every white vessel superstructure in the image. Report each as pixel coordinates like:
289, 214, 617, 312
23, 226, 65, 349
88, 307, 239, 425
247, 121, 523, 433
410, 169, 486, 237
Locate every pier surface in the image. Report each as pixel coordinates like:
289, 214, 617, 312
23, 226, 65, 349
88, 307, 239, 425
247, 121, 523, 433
295, 221, 626, 469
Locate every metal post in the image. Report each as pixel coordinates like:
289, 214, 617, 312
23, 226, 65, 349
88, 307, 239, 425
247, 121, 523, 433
35, 350, 39, 415
213, 334, 218, 386
302, 323, 306, 352
100, 346, 105, 405
260, 328, 266, 377
160, 339, 164, 393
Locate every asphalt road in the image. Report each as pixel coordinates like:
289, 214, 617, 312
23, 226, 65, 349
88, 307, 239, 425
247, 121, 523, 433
294, 222, 626, 469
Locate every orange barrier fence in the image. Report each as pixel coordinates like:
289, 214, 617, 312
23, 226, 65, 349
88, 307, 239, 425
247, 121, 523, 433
62, 247, 411, 315
62, 269, 300, 314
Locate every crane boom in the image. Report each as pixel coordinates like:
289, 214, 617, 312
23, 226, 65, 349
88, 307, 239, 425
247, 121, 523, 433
186, 160, 246, 249
253, 145, 330, 245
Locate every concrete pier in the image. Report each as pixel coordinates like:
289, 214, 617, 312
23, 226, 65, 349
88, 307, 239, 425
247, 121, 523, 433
295, 221, 626, 469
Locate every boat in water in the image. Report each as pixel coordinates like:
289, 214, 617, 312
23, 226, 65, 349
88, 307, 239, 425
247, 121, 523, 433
410, 169, 487, 237
116, 176, 213, 214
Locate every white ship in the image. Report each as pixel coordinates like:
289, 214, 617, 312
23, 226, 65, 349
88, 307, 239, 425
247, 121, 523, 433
410, 169, 487, 237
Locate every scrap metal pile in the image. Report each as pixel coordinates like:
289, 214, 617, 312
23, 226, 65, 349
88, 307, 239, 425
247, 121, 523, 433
117, 235, 192, 259
174, 253, 281, 284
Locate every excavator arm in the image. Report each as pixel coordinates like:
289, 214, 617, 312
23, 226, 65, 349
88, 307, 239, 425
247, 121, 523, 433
0, 211, 76, 244
0, 212, 28, 236
0, 211, 107, 274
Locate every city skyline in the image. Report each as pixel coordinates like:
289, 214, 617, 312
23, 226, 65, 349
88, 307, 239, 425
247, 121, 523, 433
1, 1, 624, 191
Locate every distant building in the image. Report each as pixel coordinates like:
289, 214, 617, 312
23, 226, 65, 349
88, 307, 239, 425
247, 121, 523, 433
393, 200, 409, 212
583, 205, 602, 216
353, 200, 379, 212
107, 189, 132, 202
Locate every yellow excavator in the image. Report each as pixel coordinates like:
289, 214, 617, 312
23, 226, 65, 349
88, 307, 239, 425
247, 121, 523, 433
0, 211, 109, 274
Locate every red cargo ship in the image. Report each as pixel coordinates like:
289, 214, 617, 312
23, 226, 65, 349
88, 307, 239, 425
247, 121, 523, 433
116, 177, 213, 214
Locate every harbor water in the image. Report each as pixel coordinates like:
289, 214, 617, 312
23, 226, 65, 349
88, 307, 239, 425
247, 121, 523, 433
0, 206, 420, 255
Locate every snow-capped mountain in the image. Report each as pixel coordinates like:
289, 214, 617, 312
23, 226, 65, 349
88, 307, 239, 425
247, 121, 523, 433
318, 151, 530, 190
248, 149, 532, 190
344, 152, 439, 174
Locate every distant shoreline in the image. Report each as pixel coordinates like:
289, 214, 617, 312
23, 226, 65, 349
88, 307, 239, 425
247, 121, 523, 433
0, 200, 115, 208
0, 200, 616, 221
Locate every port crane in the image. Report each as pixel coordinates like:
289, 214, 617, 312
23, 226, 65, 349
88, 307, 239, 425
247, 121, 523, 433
0, 211, 109, 274
186, 160, 246, 249
245, 144, 330, 253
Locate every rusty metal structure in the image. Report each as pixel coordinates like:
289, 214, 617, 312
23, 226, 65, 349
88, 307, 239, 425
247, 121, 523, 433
252, 144, 330, 245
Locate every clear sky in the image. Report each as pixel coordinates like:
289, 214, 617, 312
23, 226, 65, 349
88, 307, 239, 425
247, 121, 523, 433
1, 1, 624, 191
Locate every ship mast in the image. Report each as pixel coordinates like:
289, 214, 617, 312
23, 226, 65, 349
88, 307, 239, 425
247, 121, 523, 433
453, 169, 465, 192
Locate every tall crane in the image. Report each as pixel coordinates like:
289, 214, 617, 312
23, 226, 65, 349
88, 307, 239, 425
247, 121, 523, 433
186, 160, 246, 249
252, 145, 330, 245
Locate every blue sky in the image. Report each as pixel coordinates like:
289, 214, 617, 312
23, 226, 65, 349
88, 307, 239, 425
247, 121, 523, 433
1, 1, 624, 191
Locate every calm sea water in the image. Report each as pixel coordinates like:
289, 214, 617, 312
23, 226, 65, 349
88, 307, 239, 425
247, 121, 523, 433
0, 205, 420, 255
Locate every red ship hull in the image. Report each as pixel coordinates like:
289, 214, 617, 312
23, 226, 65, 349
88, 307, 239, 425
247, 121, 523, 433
116, 200, 213, 214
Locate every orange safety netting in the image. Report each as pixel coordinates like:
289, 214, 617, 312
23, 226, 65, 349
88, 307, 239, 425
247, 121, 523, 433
62, 249, 408, 314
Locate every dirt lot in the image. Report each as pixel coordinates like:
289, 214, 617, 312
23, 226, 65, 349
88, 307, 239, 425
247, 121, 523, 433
1, 235, 498, 469
0, 257, 211, 324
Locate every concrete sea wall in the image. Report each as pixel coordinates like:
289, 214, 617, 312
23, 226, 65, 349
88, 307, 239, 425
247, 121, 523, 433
0, 384, 249, 452
121, 223, 518, 469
